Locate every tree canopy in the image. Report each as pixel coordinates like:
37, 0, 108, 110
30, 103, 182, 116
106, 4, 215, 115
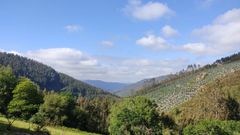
8, 78, 43, 120
0, 66, 17, 115
108, 96, 162, 135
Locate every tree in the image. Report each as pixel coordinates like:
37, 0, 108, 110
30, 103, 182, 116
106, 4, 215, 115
108, 96, 162, 135
0, 66, 17, 130
8, 77, 43, 120
36, 92, 75, 126
76, 96, 115, 134
0, 66, 17, 115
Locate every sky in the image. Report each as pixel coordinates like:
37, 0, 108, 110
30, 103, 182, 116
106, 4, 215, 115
0, 0, 240, 83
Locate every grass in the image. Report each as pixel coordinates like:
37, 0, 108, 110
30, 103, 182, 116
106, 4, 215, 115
0, 117, 99, 135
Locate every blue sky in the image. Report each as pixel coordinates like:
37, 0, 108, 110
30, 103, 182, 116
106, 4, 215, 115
0, 0, 240, 82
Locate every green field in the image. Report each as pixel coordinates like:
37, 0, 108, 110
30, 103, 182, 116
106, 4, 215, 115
0, 117, 99, 135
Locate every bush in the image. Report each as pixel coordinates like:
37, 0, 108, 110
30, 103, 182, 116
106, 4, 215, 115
108, 96, 162, 135
183, 120, 240, 135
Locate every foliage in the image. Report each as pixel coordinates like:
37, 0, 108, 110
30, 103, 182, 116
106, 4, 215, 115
183, 120, 240, 135
108, 97, 162, 135
76, 96, 116, 134
8, 78, 43, 120
36, 92, 75, 126
0, 66, 17, 115
30, 112, 47, 132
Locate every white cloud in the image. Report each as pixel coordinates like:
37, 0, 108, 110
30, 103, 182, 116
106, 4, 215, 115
101, 40, 114, 48
97, 56, 188, 82
64, 24, 82, 32
25, 48, 99, 79
183, 43, 208, 54
0, 49, 22, 56
189, 8, 240, 55
124, 0, 174, 21
161, 25, 178, 38
136, 34, 169, 50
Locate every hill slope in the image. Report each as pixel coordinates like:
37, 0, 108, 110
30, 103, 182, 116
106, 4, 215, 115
136, 52, 240, 111
0, 52, 113, 97
171, 69, 240, 126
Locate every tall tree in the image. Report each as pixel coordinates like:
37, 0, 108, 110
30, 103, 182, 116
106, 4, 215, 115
0, 66, 17, 115
36, 92, 75, 126
8, 78, 43, 120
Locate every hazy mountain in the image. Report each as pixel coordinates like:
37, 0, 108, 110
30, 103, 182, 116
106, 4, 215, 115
83, 80, 129, 93
114, 75, 172, 97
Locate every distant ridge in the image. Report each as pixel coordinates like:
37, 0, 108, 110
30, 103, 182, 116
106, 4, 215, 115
114, 75, 171, 97
83, 80, 129, 93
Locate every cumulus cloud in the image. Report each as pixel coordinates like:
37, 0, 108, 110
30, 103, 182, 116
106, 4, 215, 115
188, 8, 240, 55
101, 40, 114, 48
97, 56, 188, 82
24, 48, 101, 79
64, 24, 82, 32
161, 25, 178, 38
136, 34, 169, 50
124, 0, 174, 21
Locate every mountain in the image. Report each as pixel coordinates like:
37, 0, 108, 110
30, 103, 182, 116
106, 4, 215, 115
134, 52, 240, 111
83, 80, 129, 93
0, 52, 114, 97
114, 75, 172, 97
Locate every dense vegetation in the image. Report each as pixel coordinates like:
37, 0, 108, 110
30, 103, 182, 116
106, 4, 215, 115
183, 120, 240, 135
0, 52, 113, 97
109, 97, 162, 135
0, 66, 116, 134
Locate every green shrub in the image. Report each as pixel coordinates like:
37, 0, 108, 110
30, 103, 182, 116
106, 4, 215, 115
183, 120, 240, 135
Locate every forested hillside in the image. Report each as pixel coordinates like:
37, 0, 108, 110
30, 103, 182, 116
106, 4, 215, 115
0, 52, 113, 97
135, 52, 240, 111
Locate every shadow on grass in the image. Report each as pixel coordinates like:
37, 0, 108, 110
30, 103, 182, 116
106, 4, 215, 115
0, 120, 48, 135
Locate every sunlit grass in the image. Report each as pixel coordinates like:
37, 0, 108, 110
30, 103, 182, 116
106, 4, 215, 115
0, 117, 99, 135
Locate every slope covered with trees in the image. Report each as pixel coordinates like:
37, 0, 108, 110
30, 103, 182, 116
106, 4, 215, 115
0, 52, 113, 97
